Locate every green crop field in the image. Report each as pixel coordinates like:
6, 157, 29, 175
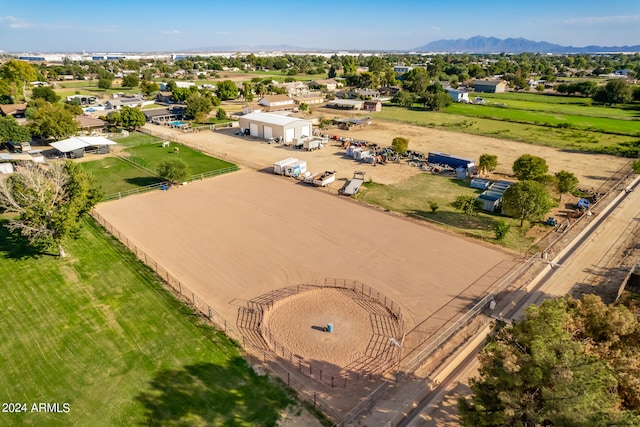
79, 133, 237, 197
0, 218, 295, 426
354, 174, 538, 253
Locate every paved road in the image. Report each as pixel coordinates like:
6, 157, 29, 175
401, 177, 640, 426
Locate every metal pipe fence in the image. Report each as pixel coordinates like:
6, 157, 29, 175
90, 210, 245, 344
246, 278, 405, 389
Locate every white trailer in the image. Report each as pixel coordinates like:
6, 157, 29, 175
273, 158, 298, 175
303, 138, 320, 151
284, 160, 307, 177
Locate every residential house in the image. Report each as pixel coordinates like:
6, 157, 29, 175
274, 81, 310, 96
258, 95, 296, 112
293, 93, 325, 106
0, 103, 27, 118
105, 95, 148, 110
378, 86, 402, 97
352, 88, 380, 100
76, 115, 106, 135
310, 79, 342, 92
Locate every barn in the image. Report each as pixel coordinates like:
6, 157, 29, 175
238, 112, 312, 143
473, 80, 507, 93
49, 136, 117, 158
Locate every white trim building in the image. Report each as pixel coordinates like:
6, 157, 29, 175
238, 112, 312, 143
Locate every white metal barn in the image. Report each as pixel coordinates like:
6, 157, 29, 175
238, 112, 312, 143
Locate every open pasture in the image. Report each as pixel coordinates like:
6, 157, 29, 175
0, 219, 294, 426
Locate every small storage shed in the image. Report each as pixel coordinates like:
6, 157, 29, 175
477, 191, 504, 212
238, 112, 312, 143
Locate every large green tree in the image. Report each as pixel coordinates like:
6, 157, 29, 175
31, 86, 60, 103
140, 80, 160, 97
119, 106, 146, 130
0, 59, 37, 101
402, 68, 430, 94
0, 161, 102, 256
0, 116, 31, 143
555, 170, 579, 203
512, 154, 548, 181
593, 79, 632, 106
121, 74, 139, 88
459, 296, 640, 426
391, 137, 409, 154
341, 56, 357, 76
184, 93, 213, 121
502, 180, 553, 226
27, 102, 79, 140
216, 80, 238, 100
478, 154, 498, 176
157, 159, 191, 184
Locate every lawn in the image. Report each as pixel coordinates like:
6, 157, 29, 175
354, 173, 536, 253
0, 218, 295, 426
80, 133, 238, 197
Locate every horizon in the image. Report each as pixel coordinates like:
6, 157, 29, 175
1, 0, 639, 53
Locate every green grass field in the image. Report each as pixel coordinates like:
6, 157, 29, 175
79, 133, 237, 197
354, 174, 538, 253
375, 105, 635, 152
0, 218, 294, 426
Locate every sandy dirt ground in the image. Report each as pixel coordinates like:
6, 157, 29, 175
95, 170, 514, 367
265, 288, 381, 369
143, 116, 630, 190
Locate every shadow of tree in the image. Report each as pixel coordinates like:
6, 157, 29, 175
0, 220, 51, 259
125, 176, 164, 187
135, 359, 294, 426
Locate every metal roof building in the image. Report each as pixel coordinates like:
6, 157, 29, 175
238, 112, 312, 143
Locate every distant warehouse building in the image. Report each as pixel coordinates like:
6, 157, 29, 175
238, 112, 312, 143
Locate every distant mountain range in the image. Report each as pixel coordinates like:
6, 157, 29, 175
413, 36, 640, 54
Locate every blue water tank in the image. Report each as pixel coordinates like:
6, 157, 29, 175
327, 323, 333, 333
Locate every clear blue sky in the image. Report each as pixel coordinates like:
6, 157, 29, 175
1, 0, 639, 52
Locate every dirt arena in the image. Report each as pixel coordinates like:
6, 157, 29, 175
95, 170, 516, 370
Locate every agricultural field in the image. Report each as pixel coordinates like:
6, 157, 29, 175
79, 133, 236, 197
0, 218, 295, 426
375, 105, 637, 153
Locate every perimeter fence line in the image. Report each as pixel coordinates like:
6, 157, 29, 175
101, 165, 239, 201
91, 210, 245, 343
